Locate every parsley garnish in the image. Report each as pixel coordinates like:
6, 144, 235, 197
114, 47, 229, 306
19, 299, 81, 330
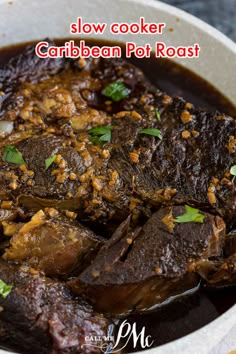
175, 205, 205, 224
102, 82, 130, 102
88, 126, 113, 143
0, 279, 12, 299
138, 128, 162, 140
230, 165, 236, 176
155, 109, 161, 122
3, 145, 26, 165
45, 154, 56, 170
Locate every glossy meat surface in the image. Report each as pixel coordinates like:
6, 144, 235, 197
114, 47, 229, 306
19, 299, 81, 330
0, 44, 235, 226
69, 207, 226, 314
3, 210, 104, 277
0, 260, 110, 354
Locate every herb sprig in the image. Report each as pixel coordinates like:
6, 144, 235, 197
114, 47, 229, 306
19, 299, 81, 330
3, 145, 26, 166
138, 128, 162, 140
88, 126, 113, 144
45, 154, 56, 170
154, 109, 161, 122
102, 82, 130, 102
0, 279, 12, 299
230, 165, 236, 176
175, 205, 205, 224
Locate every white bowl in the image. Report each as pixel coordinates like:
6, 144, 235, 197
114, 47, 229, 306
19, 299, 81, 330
0, 0, 235, 353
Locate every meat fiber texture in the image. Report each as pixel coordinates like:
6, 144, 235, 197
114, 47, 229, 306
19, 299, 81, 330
0, 42, 235, 226
69, 206, 226, 314
0, 260, 110, 354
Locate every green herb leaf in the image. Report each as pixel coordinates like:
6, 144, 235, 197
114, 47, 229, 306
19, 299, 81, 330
88, 126, 113, 143
3, 145, 26, 165
89, 136, 101, 144
0, 279, 12, 299
175, 205, 205, 224
88, 126, 113, 135
138, 128, 162, 140
155, 109, 161, 122
102, 82, 130, 102
45, 154, 56, 170
230, 165, 236, 176
98, 131, 111, 142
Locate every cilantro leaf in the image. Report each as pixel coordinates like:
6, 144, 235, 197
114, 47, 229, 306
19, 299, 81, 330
138, 128, 162, 140
155, 109, 161, 122
88, 126, 113, 143
45, 154, 56, 170
89, 136, 101, 144
3, 145, 26, 165
88, 126, 113, 135
230, 165, 236, 176
98, 131, 111, 142
0, 279, 12, 299
175, 205, 205, 224
102, 82, 130, 102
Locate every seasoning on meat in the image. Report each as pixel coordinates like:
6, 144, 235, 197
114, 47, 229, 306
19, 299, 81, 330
69, 207, 226, 314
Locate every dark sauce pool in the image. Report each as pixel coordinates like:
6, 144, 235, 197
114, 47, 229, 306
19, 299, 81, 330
0, 39, 235, 352
1, 38, 235, 117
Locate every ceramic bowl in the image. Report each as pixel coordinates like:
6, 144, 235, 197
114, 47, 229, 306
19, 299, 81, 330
0, 0, 235, 353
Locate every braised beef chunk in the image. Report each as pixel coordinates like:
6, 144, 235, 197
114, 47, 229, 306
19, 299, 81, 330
196, 254, 236, 288
0, 40, 64, 88
3, 210, 104, 277
0, 41, 65, 115
0, 260, 110, 354
0, 49, 235, 225
17, 135, 86, 199
68, 206, 226, 314
224, 231, 236, 257
195, 232, 236, 287
109, 102, 236, 226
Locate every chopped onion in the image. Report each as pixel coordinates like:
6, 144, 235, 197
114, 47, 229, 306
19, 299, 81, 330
0, 121, 14, 138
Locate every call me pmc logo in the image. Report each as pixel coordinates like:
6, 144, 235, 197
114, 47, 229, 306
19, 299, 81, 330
82, 320, 154, 353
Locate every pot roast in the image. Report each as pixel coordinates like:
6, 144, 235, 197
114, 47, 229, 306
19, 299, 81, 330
0, 41, 235, 353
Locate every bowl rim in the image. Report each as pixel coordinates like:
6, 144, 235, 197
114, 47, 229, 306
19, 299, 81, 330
131, 0, 236, 52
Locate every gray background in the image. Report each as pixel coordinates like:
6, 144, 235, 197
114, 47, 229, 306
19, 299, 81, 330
161, 0, 236, 41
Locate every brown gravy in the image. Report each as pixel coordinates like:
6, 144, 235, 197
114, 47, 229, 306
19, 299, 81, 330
0, 39, 235, 352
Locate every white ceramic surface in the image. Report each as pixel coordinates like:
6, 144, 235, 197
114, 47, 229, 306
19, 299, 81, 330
0, 0, 235, 353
